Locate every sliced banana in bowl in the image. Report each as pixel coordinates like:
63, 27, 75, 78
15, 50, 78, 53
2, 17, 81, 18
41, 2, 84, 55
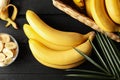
0, 33, 19, 67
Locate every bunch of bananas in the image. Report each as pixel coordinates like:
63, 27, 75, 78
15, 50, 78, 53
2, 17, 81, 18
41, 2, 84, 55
23, 10, 95, 69
73, 0, 120, 32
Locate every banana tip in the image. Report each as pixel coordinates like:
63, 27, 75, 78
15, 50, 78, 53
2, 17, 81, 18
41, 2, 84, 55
26, 10, 33, 15
89, 31, 95, 40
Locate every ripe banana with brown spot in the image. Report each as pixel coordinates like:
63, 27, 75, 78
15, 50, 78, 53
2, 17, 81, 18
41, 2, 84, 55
0, 0, 18, 29
28, 33, 95, 66
90, 0, 120, 32
26, 10, 93, 47
105, 0, 120, 24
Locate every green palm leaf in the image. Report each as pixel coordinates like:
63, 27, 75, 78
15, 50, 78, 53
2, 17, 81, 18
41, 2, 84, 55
74, 48, 108, 74
66, 32, 120, 80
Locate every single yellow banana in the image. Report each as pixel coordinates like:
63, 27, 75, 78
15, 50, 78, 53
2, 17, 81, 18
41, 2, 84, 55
23, 24, 73, 50
26, 10, 93, 46
90, 0, 120, 32
105, 0, 120, 24
73, 0, 85, 9
33, 52, 85, 69
85, 0, 92, 18
29, 33, 94, 66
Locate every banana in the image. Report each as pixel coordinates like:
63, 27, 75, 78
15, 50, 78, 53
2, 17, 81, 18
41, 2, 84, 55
3, 48, 14, 58
0, 0, 18, 29
33, 52, 85, 69
23, 24, 73, 50
5, 4, 18, 27
0, 33, 10, 43
105, 0, 120, 24
90, 0, 120, 32
3, 57, 12, 65
85, 0, 92, 18
0, 41, 3, 52
73, 0, 85, 9
26, 10, 93, 47
0, 53, 6, 62
29, 33, 94, 66
0, 62, 5, 67
0, 33, 18, 67
0, 0, 10, 11
5, 42, 17, 50
0, 57, 13, 67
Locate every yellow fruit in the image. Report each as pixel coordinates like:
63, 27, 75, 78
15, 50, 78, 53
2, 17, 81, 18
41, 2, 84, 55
0, 0, 18, 29
90, 0, 120, 32
0, 33, 10, 43
85, 0, 92, 18
0, 53, 6, 62
3, 48, 14, 58
29, 33, 94, 66
105, 0, 120, 24
33, 52, 85, 69
73, 0, 84, 9
5, 42, 17, 50
23, 24, 72, 50
26, 10, 92, 46
0, 41, 3, 52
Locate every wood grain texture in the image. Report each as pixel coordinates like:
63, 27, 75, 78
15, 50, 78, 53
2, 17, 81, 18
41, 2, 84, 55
0, 0, 115, 80
52, 0, 120, 42
10, 0, 63, 15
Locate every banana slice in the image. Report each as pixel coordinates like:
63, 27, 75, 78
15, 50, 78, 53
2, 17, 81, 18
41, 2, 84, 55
5, 42, 17, 50
0, 62, 6, 67
3, 48, 14, 58
0, 53, 6, 62
0, 34, 10, 43
3, 57, 13, 65
0, 41, 3, 52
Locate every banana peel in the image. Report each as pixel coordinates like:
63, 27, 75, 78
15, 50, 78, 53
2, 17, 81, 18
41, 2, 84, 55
0, 0, 18, 29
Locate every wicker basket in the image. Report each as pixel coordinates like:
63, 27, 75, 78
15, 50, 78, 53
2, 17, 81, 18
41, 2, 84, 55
52, 0, 120, 42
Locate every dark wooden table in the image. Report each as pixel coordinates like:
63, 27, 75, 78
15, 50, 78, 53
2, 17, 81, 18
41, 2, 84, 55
0, 0, 104, 80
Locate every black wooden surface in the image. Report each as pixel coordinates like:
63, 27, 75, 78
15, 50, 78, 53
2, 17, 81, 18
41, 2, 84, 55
0, 0, 102, 80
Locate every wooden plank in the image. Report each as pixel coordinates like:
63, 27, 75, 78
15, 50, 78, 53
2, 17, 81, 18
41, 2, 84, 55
10, 0, 64, 15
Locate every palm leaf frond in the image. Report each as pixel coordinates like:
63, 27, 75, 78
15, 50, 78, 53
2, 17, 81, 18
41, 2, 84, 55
66, 32, 120, 80
74, 48, 108, 74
